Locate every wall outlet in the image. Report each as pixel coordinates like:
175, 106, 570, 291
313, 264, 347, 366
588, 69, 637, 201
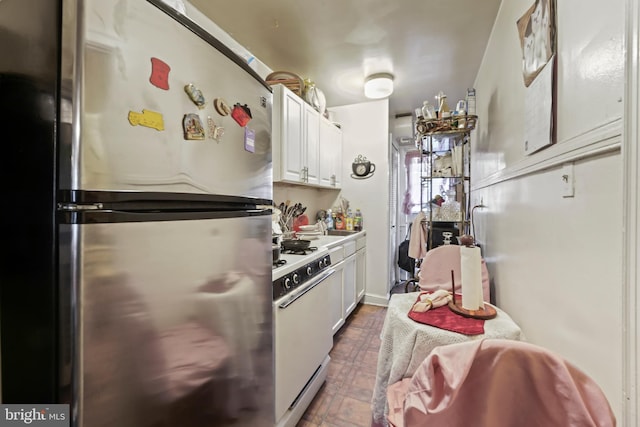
561, 163, 574, 198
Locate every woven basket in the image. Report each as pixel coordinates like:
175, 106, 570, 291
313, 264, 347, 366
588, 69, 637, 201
266, 71, 304, 97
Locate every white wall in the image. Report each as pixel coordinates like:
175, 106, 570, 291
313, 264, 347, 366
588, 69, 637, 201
472, 0, 625, 421
332, 100, 391, 305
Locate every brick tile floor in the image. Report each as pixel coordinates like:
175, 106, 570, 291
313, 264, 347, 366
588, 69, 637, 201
297, 303, 387, 427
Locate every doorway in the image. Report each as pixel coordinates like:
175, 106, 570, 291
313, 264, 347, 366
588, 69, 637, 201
388, 136, 400, 293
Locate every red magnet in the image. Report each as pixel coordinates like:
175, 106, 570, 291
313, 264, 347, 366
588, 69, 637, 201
231, 103, 252, 127
149, 57, 170, 90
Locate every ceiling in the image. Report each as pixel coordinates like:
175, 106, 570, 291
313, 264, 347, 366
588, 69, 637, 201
190, 0, 502, 118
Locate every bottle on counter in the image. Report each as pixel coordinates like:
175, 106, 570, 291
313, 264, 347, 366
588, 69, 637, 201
335, 211, 345, 230
354, 209, 363, 231
325, 209, 334, 230
345, 209, 354, 231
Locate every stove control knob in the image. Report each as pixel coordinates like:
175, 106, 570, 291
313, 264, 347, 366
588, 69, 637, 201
323, 258, 330, 267
306, 266, 313, 276
292, 273, 300, 285
318, 260, 323, 269
284, 278, 291, 290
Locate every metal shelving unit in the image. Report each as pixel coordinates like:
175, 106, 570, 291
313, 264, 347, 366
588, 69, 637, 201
415, 115, 477, 250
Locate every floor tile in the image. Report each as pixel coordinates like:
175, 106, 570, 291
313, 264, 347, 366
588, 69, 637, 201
296, 303, 386, 427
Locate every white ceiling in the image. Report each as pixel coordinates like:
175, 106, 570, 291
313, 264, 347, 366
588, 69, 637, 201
190, 0, 502, 118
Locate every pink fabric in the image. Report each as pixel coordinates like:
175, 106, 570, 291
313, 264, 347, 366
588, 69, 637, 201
408, 212, 427, 260
418, 245, 491, 302
386, 339, 616, 427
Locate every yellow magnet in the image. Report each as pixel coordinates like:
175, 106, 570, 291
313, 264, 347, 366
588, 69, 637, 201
128, 109, 165, 131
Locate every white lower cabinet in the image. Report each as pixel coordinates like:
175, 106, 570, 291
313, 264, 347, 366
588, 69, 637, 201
329, 242, 360, 336
342, 253, 357, 318
329, 246, 345, 335
356, 247, 366, 302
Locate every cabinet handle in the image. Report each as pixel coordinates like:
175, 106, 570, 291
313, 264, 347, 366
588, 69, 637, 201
278, 268, 336, 308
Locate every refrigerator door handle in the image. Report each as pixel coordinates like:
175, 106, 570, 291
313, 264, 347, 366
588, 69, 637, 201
58, 202, 104, 211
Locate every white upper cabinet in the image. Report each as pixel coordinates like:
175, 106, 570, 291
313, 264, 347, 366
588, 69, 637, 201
304, 103, 320, 185
273, 84, 341, 188
319, 116, 342, 188
273, 84, 305, 183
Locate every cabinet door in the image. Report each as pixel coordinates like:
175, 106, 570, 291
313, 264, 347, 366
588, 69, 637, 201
329, 262, 345, 335
319, 118, 342, 188
273, 85, 305, 183
330, 123, 343, 188
343, 254, 357, 318
304, 103, 320, 185
356, 247, 366, 301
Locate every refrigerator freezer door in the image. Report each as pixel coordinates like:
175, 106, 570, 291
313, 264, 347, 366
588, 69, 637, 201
62, 0, 271, 200
59, 213, 273, 427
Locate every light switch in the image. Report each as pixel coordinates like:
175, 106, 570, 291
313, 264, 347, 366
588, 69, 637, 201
561, 163, 574, 198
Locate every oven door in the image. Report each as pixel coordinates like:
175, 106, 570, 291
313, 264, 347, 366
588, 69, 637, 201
274, 268, 335, 421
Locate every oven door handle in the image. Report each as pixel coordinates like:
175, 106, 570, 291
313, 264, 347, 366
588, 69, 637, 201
278, 268, 336, 309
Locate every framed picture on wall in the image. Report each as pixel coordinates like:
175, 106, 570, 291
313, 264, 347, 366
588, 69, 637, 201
517, 0, 556, 87
517, 0, 557, 155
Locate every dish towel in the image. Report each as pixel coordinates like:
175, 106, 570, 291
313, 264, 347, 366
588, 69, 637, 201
408, 293, 485, 335
409, 290, 451, 312
408, 211, 427, 260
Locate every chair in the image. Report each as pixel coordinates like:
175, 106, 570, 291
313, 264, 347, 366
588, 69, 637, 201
402, 244, 491, 303
386, 339, 616, 427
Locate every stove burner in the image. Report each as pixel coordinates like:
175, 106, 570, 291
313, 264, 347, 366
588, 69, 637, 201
273, 259, 287, 269
280, 246, 318, 255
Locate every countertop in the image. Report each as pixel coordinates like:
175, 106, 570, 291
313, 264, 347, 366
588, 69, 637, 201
311, 230, 367, 250
273, 231, 366, 279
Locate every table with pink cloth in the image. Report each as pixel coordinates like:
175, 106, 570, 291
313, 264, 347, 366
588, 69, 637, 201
371, 292, 525, 427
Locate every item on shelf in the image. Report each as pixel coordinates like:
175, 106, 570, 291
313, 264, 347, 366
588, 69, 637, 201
303, 80, 326, 114
422, 101, 436, 119
265, 71, 304, 97
415, 108, 477, 250
416, 115, 478, 134
438, 94, 451, 119
466, 88, 476, 115
433, 152, 453, 177
440, 199, 461, 222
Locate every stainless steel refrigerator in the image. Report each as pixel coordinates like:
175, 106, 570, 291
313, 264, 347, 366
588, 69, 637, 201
0, 1, 273, 426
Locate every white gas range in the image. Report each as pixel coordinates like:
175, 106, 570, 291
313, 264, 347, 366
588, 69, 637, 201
272, 244, 334, 427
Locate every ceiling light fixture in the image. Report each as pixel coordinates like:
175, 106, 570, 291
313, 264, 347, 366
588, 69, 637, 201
364, 72, 394, 99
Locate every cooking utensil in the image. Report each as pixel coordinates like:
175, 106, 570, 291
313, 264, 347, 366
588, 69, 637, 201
281, 239, 311, 251
272, 244, 281, 262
